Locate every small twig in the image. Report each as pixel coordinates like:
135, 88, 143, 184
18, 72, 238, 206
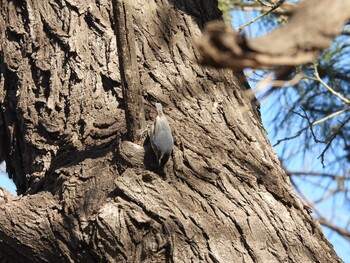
238, 0, 286, 32
274, 107, 350, 147
318, 218, 350, 240
272, 107, 311, 147
247, 72, 305, 101
270, 72, 305, 87
237, 4, 295, 16
288, 107, 307, 119
287, 170, 349, 181
255, 0, 273, 7
300, 107, 327, 143
246, 72, 274, 100
312, 107, 350, 127
273, 127, 307, 146
318, 116, 350, 166
314, 63, 350, 105
312, 188, 341, 205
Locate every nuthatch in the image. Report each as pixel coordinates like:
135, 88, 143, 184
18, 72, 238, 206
150, 103, 173, 166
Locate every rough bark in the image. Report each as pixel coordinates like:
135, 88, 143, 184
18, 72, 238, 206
0, 0, 342, 262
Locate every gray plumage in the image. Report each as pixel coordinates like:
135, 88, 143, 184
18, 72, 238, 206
150, 103, 173, 166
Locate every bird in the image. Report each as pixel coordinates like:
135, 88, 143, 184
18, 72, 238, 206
150, 103, 174, 167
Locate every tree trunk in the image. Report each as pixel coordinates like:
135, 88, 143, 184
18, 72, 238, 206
0, 0, 342, 262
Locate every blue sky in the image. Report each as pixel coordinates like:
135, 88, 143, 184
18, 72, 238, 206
0, 163, 16, 194
0, 173, 16, 194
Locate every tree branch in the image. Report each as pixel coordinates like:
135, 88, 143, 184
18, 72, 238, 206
274, 107, 350, 147
286, 170, 350, 181
112, 0, 146, 143
318, 218, 350, 240
313, 63, 350, 104
227, 0, 296, 16
197, 0, 350, 69
317, 116, 350, 166
0, 192, 65, 262
238, 0, 286, 32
